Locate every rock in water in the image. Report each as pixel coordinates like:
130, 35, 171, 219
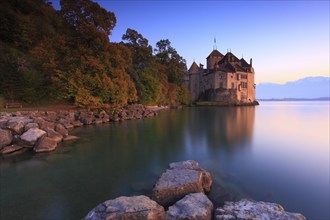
169, 160, 212, 192
151, 160, 212, 207
83, 195, 166, 220
166, 193, 213, 220
215, 199, 306, 220
34, 137, 57, 153
45, 128, 63, 143
0, 128, 12, 148
55, 123, 68, 136
0, 144, 24, 154
20, 128, 46, 146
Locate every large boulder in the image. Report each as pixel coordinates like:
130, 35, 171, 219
83, 195, 166, 220
151, 160, 212, 207
215, 199, 306, 220
166, 193, 213, 220
34, 137, 57, 153
169, 160, 212, 192
0, 128, 13, 148
20, 128, 46, 146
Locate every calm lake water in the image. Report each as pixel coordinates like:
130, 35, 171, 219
0, 101, 329, 220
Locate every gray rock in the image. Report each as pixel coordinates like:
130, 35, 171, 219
215, 199, 306, 220
20, 128, 46, 146
7, 116, 31, 134
0, 128, 13, 148
0, 144, 24, 154
0, 118, 8, 128
24, 122, 39, 131
169, 160, 212, 192
83, 195, 166, 220
39, 120, 55, 130
55, 123, 68, 136
151, 160, 212, 207
167, 193, 213, 220
45, 128, 63, 143
34, 137, 57, 153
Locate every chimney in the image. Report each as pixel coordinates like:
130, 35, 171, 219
250, 58, 253, 66
199, 63, 204, 69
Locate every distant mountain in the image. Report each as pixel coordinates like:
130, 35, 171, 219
256, 76, 330, 100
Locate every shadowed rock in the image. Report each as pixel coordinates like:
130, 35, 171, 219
83, 195, 166, 220
45, 128, 63, 143
24, 122, 39, 131
55, 123, 68, 136
0, 128, 12, 148
34, 137, 57, 153
166, 193, 213, 220
7, 117, 32, 134
20, 128, 46, 146
151, 160, 212, 207
215, 199, 306, 220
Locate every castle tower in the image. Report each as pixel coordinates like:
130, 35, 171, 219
206, 49, 224, 70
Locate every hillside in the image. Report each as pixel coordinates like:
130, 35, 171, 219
256, 76, 330, 100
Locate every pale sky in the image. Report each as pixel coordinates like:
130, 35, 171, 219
51, 0, 329, 84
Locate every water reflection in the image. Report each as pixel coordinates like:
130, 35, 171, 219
184, 106, 255, 152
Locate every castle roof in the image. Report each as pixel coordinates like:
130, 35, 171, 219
188, 61, 199, 73
217, 52, 252, 72
206, 50, 224, 59
240, 58, 251, 68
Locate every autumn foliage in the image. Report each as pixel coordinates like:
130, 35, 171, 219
0, 0, 190, 107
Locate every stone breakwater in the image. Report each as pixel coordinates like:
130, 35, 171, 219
0, 105, 166, 155
84, 160, 306, 220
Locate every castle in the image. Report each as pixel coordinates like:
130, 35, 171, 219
186, 48, 256, 105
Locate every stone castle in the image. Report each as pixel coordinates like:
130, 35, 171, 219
186, 48, 256, 105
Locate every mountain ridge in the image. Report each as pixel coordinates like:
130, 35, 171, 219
256, 76, 330, 99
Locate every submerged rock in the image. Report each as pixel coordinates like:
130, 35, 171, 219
63, 135, 79, 141
20, 128, 46, 146
215, 199, 306, 220
83, 195, 166, 220
166, 192, 213, 220
151, 160, 212, 207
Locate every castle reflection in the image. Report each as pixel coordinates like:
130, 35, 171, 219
184, 106, 255, 151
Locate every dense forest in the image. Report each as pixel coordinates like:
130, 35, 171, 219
0, 0, 190, 107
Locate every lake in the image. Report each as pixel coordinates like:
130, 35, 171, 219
0, 101, 329, 219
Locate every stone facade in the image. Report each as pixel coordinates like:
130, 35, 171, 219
187, 49, 256, 104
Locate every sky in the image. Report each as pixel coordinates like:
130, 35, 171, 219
51, 0, 329, 84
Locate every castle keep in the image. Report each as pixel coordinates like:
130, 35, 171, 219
187, 49, 256, 105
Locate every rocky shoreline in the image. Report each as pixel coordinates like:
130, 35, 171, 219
84, 160, 306, 220
0, 105, 168, 155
